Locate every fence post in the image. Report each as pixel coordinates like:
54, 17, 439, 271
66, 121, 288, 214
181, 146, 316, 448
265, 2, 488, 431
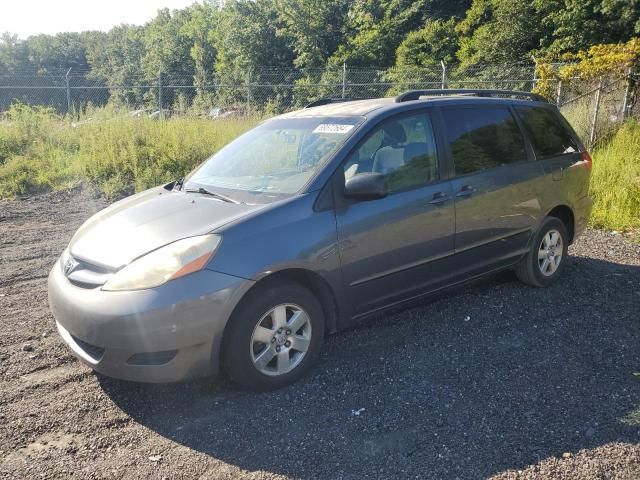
65, 68, 72, 115
555, 79, 563, 106
589, 77, 604, 147
342, 63, 347, 98
440, 60, 447, 89
158, 70, 163, 118
622, 68, 632, 119
246, 68, 252, 116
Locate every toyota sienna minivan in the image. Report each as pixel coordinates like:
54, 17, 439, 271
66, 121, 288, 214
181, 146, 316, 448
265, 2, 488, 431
48, 89, 592, 391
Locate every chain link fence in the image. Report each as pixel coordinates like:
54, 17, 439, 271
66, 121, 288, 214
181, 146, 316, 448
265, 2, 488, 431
0, 63, 634, 146
555, 75, 635, 147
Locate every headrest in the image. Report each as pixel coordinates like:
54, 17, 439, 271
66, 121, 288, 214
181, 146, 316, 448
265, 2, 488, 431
382, 122, 406, 146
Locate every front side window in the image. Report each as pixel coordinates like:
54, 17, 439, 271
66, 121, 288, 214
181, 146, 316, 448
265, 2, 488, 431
187, 116, 363, 198
442, 107, 527, 176
343, 112, 439, 193
515, 106, 580, 159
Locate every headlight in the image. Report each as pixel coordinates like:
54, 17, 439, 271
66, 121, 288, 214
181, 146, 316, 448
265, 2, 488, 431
102, 234, 221, 291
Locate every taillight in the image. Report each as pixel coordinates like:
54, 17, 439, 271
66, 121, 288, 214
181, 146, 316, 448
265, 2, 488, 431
581, 151, 593, 170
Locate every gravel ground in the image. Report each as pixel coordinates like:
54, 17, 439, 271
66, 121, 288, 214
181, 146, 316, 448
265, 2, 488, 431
1, 186, 639, 480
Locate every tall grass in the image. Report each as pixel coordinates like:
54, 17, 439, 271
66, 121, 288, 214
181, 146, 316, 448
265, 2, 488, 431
590, 120, 640, 231
0, 105, 257, 199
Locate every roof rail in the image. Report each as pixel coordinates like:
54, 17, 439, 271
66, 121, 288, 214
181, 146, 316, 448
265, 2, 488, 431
394, 89, 548, 103
304, 98, 357, 108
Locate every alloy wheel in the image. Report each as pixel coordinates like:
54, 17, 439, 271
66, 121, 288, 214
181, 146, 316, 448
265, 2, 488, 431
538, 229, 563, 276
250, 303, 312, 376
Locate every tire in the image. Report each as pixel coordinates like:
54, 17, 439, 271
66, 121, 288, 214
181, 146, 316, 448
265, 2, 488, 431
222, 281, 325, 391
516, 216, 569, 287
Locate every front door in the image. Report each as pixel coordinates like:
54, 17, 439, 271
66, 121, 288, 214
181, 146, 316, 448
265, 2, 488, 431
335, 110, 456, 317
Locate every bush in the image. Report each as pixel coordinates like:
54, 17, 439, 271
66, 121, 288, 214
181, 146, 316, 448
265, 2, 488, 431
590, 120, 640, 231
0, 105, 256, 200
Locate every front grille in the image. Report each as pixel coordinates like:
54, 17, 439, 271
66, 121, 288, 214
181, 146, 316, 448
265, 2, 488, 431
65, 255, 113, 289
127, 350, 178, 366
71, 334, 105, 361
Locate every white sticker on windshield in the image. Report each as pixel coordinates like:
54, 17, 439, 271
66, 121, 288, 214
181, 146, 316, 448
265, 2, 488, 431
313, 124, 355, 134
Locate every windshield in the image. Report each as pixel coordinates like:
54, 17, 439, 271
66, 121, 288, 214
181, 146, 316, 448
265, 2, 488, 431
186, 116, 363, 198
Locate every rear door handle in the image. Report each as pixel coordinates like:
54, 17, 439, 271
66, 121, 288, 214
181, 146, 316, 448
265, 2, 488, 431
428, 191, 450, 205
456, 185, 475, 197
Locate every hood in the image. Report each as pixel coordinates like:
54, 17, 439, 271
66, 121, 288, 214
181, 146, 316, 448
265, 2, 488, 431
69, 186, 263, 270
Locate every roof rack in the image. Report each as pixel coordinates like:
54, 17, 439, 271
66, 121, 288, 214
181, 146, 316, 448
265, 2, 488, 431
304, 98, 357, 108
394, 89, 548, 103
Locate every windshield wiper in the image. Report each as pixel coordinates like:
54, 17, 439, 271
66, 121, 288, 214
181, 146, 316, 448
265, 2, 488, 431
184, 186, 240, 204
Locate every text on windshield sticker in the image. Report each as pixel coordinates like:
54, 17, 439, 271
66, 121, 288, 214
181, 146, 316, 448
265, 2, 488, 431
312, 124, 355, 134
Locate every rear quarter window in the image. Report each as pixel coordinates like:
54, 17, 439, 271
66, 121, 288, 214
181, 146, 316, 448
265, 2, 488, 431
515, 106, 580, 159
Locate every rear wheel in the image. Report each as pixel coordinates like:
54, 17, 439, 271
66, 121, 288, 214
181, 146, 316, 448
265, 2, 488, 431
516, 217, 569, 287
222, 281, 324, 391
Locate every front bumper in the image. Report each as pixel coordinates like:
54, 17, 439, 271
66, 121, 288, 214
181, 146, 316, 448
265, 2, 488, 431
48, 262, 253, 383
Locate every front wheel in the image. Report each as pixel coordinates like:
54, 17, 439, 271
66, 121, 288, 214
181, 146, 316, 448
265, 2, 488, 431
222, 281, 324, 391
516, 217, 569, 287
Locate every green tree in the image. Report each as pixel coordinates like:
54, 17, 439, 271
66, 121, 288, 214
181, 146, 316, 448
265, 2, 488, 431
542, 0, 640, 54
26, 32, 91, 74
384, 18, 459, 94
274, 0, 349, 68
396, 18, 458, 67
214, 0, 293, 75
184, 3, 218, 86
330, 0, 470, 68
213, 0, 295, 108
182, 2, 220, 109
143, 8, 195, 79
86, 25, 146, 105
456, 0, 546, 67
0, 33, 30, 74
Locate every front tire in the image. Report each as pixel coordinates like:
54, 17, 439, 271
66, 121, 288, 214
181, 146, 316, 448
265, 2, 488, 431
222, 281, 324, 391
516, 217, 569, 287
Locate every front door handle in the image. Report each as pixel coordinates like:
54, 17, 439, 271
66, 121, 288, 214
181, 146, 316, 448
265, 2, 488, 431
428, 191, 450, 205
456, 185, 475, 197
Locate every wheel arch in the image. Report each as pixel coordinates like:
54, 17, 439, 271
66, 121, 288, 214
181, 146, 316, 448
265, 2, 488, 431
546, 205, 575, 244
220, 267, 340, 351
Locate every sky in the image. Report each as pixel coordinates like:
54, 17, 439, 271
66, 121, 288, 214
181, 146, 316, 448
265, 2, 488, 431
1, 0, 200, 39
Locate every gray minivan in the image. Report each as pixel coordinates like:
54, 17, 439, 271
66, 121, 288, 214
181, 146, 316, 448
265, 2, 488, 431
48, 89, 593, 391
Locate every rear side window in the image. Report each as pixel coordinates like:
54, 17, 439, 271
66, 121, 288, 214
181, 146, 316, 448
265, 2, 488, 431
515, 106, 579, 159
442, 107, 527, 176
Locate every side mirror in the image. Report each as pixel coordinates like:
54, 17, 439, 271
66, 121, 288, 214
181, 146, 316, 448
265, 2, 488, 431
344, 173, 387, 200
